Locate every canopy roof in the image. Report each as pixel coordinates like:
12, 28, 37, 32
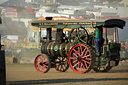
31, 20, 105, 29
31, 19, 125, 29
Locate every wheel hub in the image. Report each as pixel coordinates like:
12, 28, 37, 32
77, 56, 82, 61
40, 62, 43, 66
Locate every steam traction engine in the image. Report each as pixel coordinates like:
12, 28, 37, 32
32, 17, 125, 73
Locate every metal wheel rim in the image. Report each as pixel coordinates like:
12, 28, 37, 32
34, 54, 50, 73
55, 57, 69, 72
69, 44, 92, 73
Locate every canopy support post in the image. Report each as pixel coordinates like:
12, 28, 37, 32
47, 28, 52, 42
39, 27, 41, 42
106, 28, 108, 44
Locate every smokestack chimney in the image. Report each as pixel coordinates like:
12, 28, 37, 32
45, 17, 53, 20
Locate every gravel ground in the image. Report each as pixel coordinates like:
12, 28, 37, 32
6, 63, 128, 85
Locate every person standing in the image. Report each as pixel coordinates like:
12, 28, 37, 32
94, 26, 104, 56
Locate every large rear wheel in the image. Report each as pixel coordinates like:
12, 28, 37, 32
68, 44, 95, 73
34, 54, 51, 73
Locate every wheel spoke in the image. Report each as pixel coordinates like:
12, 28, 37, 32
72, 39, 78, 44
37, 60, 41, 63
41, 66, 44, 71
86, 58, 91, 60
73, 62, 79, 67
81, 48, 86, 56
43, 56, 45, 61
80, 46, 83, 54
43, 59, 47, 62
82, 55, 90, 58
79, 38, 86, 43
83, 60, 90, 64
57, 57, 61, 61
73, 53, 78, 57
73, 60, 78, 63
58, 65, 60, 70
62, 65, 65, 70
73, 49, 80, 56
62, 57, 65, 61
80, 33, 86, 38
78, 47, 80, 54
44, 62, 48, 64
43, 66, 47, 70
81, 62, 86, 70
56, 63, 59, 66
60, 65, 63, 70
43, 64, 48, 68
71, 33, 77, 38
70, 57, 77, 59
63, 64, 66, 69
40, 57, 43, 61
80, 63, 82, 71
56, 65, 59, 69
77, 62, 80, 70
84, 50, 89, 56
37, 64, 41, 68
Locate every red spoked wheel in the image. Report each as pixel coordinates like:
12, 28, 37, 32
55, 57, 69, 72
68, 44, 95, 73
34, 54, 51, 73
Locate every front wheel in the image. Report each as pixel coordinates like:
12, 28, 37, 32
68, 44, 95, 73
34, 54, 51, 73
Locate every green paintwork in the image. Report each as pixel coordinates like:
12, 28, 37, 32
61, 43, 67, 57
48, 43, 52, 56
94, 45, 108, 67
39, 25, 52, 28
31, 20, 105, 29
53, 25, 65, 29
82, 24, 97, 28
47, 43, 71, 57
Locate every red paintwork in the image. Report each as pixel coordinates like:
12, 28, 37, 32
68, 44, 91, 73
34, 54, 49, 73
